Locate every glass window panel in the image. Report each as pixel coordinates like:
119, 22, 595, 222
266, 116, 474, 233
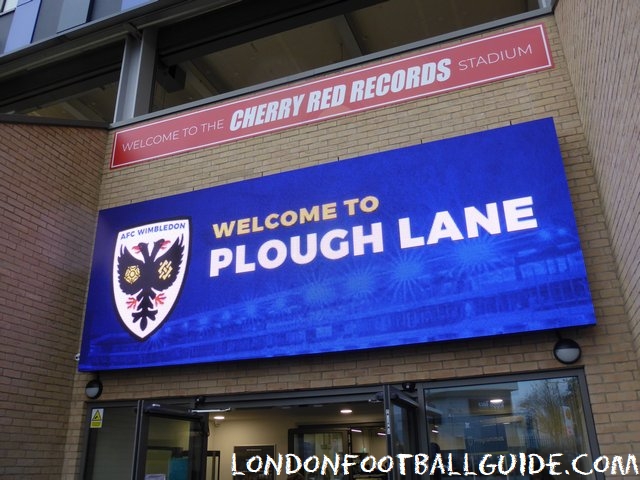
144, 416, 204, 479
84, 406, 137, 480
2, 0, 18, 12
424, 376, 596, 480
291, 431, 346, 480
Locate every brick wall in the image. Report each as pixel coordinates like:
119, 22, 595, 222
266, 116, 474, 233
60, 15, 640, 477
554, 0, 640, 370
0, 122, 106, 479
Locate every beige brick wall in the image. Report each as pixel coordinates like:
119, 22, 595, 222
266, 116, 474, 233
2, 11, 637, 480
0, 15, 618, 479
0, 122, 106, 478
60, 17, 639, 475
554, 0, 640, 370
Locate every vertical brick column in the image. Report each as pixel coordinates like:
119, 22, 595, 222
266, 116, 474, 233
0, 121, 107, 479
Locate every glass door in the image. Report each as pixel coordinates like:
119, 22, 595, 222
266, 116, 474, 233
383, 385, 420, 480
135, 402, 208, 480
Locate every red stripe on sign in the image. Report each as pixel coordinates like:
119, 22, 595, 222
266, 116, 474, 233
111, 23, 552, 169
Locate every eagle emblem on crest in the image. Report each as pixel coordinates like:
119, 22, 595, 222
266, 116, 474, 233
112, 219, 190, 340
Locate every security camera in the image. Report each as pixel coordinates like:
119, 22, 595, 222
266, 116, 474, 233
75, 353, 80, 362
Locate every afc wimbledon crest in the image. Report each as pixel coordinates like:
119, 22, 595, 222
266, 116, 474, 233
112, 219, 190, 340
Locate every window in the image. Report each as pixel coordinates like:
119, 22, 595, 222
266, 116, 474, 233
0, 0, 553, 122
1, 0, 18, 14
151, 0, 550, 114
83, 405, 137, 480
424, 372, 599, 480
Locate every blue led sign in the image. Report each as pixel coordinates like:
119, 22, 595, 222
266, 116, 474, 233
79, 118, 596, 371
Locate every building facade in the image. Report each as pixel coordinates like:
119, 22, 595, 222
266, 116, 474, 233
0, 1, 639, 479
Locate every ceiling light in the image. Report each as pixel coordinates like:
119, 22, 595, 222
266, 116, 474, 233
340, 409, 353, 414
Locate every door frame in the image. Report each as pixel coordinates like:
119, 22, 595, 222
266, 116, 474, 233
82, 384, 427, 480
383, 385, 423, 480
133, 400, 209, 480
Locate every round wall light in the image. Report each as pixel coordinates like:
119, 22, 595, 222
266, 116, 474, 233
85, 378, 103, 399
553, 338, 581, 364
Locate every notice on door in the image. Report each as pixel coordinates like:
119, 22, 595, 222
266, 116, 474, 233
90, 408, 104, 429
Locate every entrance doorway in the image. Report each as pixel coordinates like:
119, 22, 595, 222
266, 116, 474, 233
83, 385, 422, 480
201, 388, 395, 480
137, 402, 209, 480
83, 400, 212, 480
83, 372, 602, 480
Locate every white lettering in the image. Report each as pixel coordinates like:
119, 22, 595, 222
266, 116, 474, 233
320, 229, 350, 260
209, 248, 233, 277
427, 211, 464, 245
400, 196, 539, 249
209, 225, 385, 277
398, 217, 425, 248
231, 453, 637, 478
503, 196, 538, 231
257, 239, 288, 269
350, 59, 452, 103
465, 203, 501, 237
229, 94, 307, 131
352, 223, 384, 256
